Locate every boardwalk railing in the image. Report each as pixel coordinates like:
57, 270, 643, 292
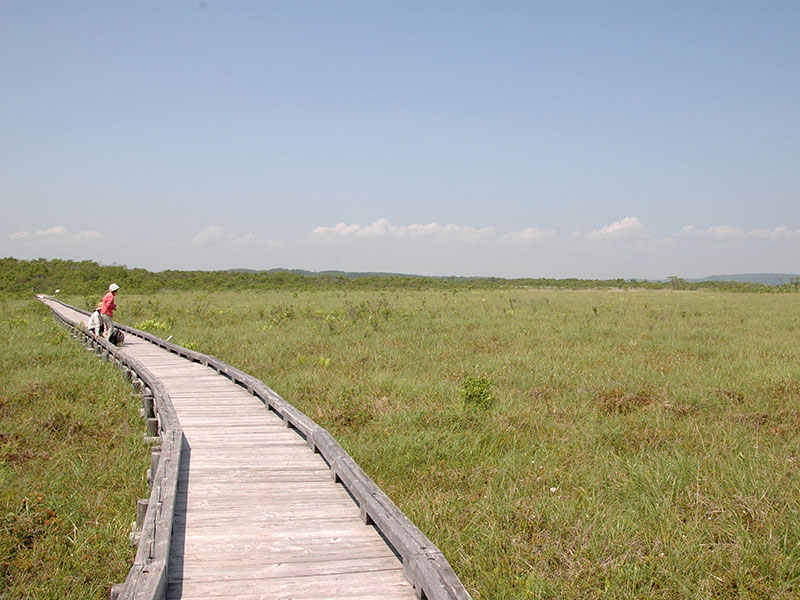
43, 297, 183, 600
42, 297, 472, 600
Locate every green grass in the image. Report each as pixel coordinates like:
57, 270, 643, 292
0, 297, 149, 600
45, 290, 800, 597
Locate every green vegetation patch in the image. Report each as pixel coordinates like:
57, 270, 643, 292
0, 298, 148, 600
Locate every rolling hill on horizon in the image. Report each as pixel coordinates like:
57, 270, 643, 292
690, 273, 799, 286
229, 268, 799, 286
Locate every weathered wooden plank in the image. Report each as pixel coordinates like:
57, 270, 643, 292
168, 540, 397, 570
180, 477, 349, 490
177, 431, 300, 441
164, 403, 265, 411
172, 505, 361, 521
170, 422, 281, 430
176, 507, 361, 527
181, 472, 331, 483
169, 411, 270, 420
153, 377, 241, 384
182, 429, 305, 439
181, 470, 331, 484
180, 481, 336, 494
164, 392, 259, 399
171, 552, 399, 576
168, 556, 404, 583
164, 399, 260, 406
169, 411, 266, 417
169, 591, 411, 600
176, 491, 357, 506
163, 386, 257, 393
140, 372, 223, 379
168, 570, 413, 600
178, 461, 324, 472
176, 417, 282, 425
171, 537, 401, 564
182, 459, 329, 472
178, 441, 310, 451
179, 441, 306, 450
163, 396, 257, 402
162, 393, 259, 400
176, 524, 385, 544
164, 403, 264, 409
152, 381, 242, 388
181, 461, 329, 472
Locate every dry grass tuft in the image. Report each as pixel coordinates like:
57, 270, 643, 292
595, 387, 662, 413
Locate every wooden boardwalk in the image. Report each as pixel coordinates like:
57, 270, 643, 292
45, 299, 418, 600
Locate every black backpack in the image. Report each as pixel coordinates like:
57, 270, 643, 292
108, 328, 125, 346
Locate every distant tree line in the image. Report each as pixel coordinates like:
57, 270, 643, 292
0, 257, 792, 296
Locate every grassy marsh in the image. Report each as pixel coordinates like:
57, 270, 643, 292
46, 290, 800, 597
0, 299, 148, 599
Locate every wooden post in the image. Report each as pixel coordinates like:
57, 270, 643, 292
147, 447, 161, 485
129, 520, 141, 547
142, 393, 155, 419
134, 498, 149, 539
136, 498, 148, 525
151, 447, 161, 473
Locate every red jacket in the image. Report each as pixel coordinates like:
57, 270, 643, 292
101, 291, 117, 317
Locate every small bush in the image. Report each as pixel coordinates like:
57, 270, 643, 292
267, 303, 295, 326
133, 318, 169, 334
175, 339, 199, 351
460, 374, 494, 410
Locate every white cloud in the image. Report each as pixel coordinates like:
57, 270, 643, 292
675, 224, 800, 241
312, 218, 495, 242
746, 226, 800, 240
677, 225, 729, 240
74, 230, 106, 242
587, 216, 648, 241
192, 226, 277, 247
499, 227, 557, 245
9, 226, 106, 243
707, 225, 744, 240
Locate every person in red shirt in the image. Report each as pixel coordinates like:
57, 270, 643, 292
100, 283, 119, 339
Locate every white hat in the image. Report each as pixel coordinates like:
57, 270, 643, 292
109, 283, 120, 292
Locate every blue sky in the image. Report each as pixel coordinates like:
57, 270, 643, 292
2, 1, 798, 279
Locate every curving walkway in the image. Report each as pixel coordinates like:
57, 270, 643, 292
44, 298, 417, 600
